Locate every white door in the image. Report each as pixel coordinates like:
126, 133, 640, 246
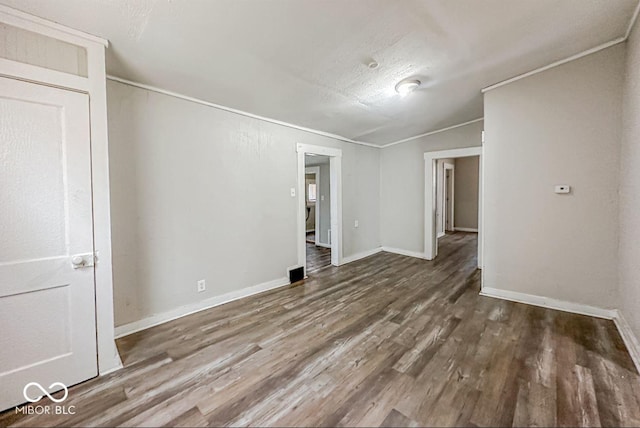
0, 77, 97, 411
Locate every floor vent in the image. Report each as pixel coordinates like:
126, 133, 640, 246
289, 266, 304, 284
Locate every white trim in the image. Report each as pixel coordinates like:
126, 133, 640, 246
482, 37, 625, 93
115, 276, 290, 339
0, 4, 108, 47
297, 144, 343, 272
381, 118, 484, 148
454, 227, 478, 233
304, 166, 321, 245
626, 1, 640, 40
87, 44, 122, 375
0, 6, 122, 375
423, 147, 483, 160
107, 75, 379, 148
316, 243, 332, 249
479, 287, 616, 320
0, 58, 89, 92
424, 147, 483, 268
381, 246, 426, 260
341, 247, 383, 265
613, 310, 640, 373
437, 232, 446, 239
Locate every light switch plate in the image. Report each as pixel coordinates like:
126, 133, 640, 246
290, 187, 296, 197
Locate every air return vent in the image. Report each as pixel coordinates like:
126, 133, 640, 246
289, 266, 304, 284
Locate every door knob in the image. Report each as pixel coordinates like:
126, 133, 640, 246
71, 253, 95, 269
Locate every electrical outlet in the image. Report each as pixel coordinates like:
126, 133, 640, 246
197, 279, 206, 292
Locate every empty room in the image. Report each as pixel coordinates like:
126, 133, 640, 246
1, 1, 640, 427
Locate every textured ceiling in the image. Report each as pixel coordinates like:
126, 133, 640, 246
3, 0, 638, 145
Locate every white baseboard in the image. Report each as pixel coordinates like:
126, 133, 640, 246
454, 227, 478, 233
114, 276, 290, 339
100, 360, 124, 376
305, 229, 315, 233
381, 246, 426, 260
340, 247, 383, 265
479, 287, 616, 320
437, 232, 445, 239
613, 310, 640, 374
316, 242, 331, 249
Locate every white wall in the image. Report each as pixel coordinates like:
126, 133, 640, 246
454, 156, 480, 230
483, 44, 625, 309
619, 21, 640, 339
380, 121, 483, 253
107, 80, 380, 327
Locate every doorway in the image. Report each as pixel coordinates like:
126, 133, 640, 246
436, 160, 455, 238
445, 166, 454, 232
296, 144, 342, 277
424, 147, 483, 267
304, 156, 331, 273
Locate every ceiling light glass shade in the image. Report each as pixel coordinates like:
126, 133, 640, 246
395, 79, 421, 96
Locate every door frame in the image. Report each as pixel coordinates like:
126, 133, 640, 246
0, 5, 122, 375
304, 166, 321, 244
297, 144, 342, 272
443, 163, 455, 233
424, 147, 483, 267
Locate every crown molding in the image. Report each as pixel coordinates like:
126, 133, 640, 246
106, 75, 380, 149
0, 4, 108, 47
481, 37, 625, 93
380, 118, 484, 149
107, 1, 640, 151
626, 1, 640, 40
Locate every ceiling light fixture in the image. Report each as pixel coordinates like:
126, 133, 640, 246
395, 79, 421, 96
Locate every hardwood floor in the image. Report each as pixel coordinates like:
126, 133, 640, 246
3, 232, 640, 427
306, 240, 331, 273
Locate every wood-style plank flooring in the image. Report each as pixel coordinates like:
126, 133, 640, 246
3, 232, 640, 427
306, 239, 331, 273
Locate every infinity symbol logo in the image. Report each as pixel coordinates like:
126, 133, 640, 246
23, 382, 68, 403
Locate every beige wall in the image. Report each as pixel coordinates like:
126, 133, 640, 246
483, 44, 624, 308
107, 80, 380, 327
454, 156, 479, 230
380, 121, 483, 253
619, 22, 640, 339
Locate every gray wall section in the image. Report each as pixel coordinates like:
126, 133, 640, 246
107, 80, 380, 327
380, 121, 482, 253
483, 43, 624, 309
454, 156, 479, 230
619, 23, 640, 343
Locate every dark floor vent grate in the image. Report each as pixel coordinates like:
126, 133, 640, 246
289, 266, 304, 284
